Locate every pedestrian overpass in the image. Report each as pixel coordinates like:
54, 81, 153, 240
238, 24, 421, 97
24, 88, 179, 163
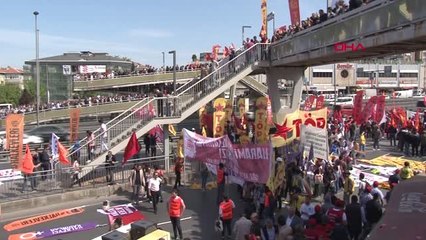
68, 0, 425, 177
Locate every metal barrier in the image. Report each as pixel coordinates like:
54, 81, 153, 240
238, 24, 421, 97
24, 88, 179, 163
0, 155, 172, 202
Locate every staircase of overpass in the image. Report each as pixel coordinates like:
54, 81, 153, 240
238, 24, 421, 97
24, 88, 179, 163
70, 43, 269, 175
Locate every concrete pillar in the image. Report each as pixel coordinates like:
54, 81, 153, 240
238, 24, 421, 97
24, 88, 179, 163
266, 67, 305, 122
163, 125, 170, 172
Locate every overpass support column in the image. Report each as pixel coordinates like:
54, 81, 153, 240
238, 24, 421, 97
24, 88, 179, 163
163, 125, 170, 172
266, 67, 305, 122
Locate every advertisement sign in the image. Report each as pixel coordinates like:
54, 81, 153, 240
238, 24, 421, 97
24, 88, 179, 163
62, 65, 71, 75
78, 65, 106, 74
8, 222, 98, 240
272, 108, 328, 148
5, 114, 24, 169
4, 207, 85, 232
69, 108, 80, 143
183, 129, 272, 183
300, 125, 328, 160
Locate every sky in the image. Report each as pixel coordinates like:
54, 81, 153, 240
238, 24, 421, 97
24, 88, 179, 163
0, 0, 326, 69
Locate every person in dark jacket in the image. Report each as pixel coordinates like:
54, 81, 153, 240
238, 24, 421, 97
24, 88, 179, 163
345, 195, 363, 240
143, 134, 150, 156
330, 217, 350, 240
388, 125, 397, 147
39, 144, 51, 180
149, 133, 157, 157
365, 193, 383, 226
349, 0, 363, 10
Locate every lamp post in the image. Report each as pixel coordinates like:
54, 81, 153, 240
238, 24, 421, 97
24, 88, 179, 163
34, 11, 40, 126
267, 12, 275, 36
162, 52, 165, 71
242, 25, 252, 47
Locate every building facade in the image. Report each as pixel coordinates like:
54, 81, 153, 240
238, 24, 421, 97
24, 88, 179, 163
0, 67, 25, 89
25, 51, 132, 101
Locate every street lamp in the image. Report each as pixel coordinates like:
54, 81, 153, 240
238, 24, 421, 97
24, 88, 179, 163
267, 12, 275, 36
242, 25, 252, 47
161, 52, 165, 71
34, 11, 40, 126
168, 50, 176, 114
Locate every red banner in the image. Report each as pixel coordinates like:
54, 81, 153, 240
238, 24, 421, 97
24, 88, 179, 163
183, 129, 272, 183
288, 0, 301, 26
5, 114, 24, 169
315, 95, 325, 109
261, 0, 268, 38
69, 108, 80, 143
362, 96, 377, 123
303, 95, 316, 111
414, 109, 421, 131
353, 90, 364, 124
374, 95, 386, 123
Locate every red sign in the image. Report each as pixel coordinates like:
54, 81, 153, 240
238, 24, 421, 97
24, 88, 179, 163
334, 42, 365, 52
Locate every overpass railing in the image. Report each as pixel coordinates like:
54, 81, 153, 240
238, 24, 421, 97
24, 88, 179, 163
0, 155, 172, 202
67, 43, 269, 165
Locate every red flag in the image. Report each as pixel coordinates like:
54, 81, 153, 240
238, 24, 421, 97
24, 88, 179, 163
57, 141, 71, 165
374, 95, 386, 123
362, 96, 377, 123
123, 132, 141, 165
149, 125, 164, 143
19, 145, 34, 174
353, 90, 364, 124
315, 95, 325, 109
414, 109, 420, 132
333, 105, 343, 122
303, 95, 316, 111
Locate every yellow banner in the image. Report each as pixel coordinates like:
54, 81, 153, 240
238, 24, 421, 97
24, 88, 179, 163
255, 97, 269, 144
199, 105, 206, 129
360, 155, 426, 172
272, 108, 328, 147
213, 98, 227, 137
69, 108, 80, 143
237, 98, 247, 136
5, 114, 24, 169
224, 99, 233, 122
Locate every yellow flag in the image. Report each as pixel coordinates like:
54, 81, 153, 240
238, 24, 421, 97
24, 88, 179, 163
202, 126, 207, 137
168, 124, 177, 136
213, 98, 227, 137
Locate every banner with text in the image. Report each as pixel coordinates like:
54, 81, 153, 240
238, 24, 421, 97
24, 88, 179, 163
78, 65, 106, 74
5, 114, 24, 169
272, 108, 328, 148
183, 129, 272, 183
69, 108, 80, 143
255, 97, 270, 144
300, 125, 328, 160
213, 98, 227, 137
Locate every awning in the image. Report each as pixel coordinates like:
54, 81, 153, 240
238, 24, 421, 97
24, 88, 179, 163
368, 174, 426, 240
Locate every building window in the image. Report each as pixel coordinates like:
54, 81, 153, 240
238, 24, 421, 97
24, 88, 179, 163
313, 72, 332, 78
399, 73, 418, 78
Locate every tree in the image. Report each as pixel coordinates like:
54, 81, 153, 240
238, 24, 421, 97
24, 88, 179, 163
0, 84, 21, 105
23, 80, 46, 102
18, 89, 34, 105
192, 54, 198, 62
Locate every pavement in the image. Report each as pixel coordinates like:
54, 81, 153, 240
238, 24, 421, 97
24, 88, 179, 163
0, 185, 248, 240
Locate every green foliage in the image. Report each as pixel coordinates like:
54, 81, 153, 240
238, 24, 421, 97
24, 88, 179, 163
18, 89, 34, 105
192, 54, 198, 62
23, 80, 46, 101
0, 84, 21, 105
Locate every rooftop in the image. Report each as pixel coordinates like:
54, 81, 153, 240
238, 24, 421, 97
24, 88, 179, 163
0, 67, 23, 74
25, 51, 132, 65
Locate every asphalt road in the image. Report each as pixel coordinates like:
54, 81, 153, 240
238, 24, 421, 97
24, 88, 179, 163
0, 185, 246, 240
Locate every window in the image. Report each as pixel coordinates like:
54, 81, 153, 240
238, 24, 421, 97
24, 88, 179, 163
313, 72, 332, 78
400, 73, 417, 78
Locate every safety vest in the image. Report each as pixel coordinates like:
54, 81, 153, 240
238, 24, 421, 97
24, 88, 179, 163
217, 168, 224, 184
169, 196, 182, 217
264, 192, 272, 208
327, 208, 344, 224
220, 200, 233, 220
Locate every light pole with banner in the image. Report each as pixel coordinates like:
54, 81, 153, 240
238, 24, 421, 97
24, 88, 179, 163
34, 11, 40, 126
242, 25, 252, 47
267, 12, 275, 36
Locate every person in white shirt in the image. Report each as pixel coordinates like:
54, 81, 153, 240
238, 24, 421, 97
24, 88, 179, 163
99, 119, 108, 152
300, 196, 315, 222
371, 181, 385, 206
148, 172, 162, 214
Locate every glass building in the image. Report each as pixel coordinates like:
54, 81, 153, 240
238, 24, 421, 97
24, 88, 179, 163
25, 51, 132, 102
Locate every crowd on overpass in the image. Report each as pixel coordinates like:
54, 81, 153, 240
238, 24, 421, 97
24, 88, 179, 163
72, 63, 202, 82
271, 0, 376, 43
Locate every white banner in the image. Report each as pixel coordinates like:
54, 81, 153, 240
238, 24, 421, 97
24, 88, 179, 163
62, 65, 71, 75
300, 125, 328, 160
79, 65, 106, 74
0, 169, 23, 183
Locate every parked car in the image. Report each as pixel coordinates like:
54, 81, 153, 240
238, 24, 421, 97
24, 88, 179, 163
26, 125, 69, 143
0, 131, 43, 148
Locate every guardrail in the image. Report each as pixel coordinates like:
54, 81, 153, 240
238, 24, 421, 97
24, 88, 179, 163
0, 155, 173, 202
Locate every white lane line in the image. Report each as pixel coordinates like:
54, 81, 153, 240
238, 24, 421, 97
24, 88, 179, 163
157, 216, 192, 226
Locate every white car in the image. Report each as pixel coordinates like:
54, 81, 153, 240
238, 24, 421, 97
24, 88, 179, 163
0, 131, 43, 146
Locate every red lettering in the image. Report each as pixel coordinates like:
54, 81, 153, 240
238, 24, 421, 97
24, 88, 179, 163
292, 119, 303, 138
334, 42, 345, 52
316, 118, 326, 128
256, 123, 263, 130
215, 114, 223, 122
216, 126, 223, 133
334, 42, 365, 52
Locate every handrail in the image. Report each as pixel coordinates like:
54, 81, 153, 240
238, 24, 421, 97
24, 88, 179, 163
73, 69, 200, 82
176, 43, 269, 97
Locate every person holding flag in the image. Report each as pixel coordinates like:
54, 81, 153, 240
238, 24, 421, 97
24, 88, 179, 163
21, 145, 41, 192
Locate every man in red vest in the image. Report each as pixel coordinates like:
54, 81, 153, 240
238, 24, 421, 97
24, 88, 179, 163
167, 188, 186, 240
219, 195, 235, 239
216, 163, 227, 205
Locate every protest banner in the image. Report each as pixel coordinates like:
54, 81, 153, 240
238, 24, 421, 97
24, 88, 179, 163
213, 98, 227, 137
8, 222, 98, 240
5, 114, 24, 169
272, 108, 328, 148
4, 207, 85, 232
69, 108, 80, 143
300, 125, 329, 160
183, 129, 272, 183
97, 204, 144, 226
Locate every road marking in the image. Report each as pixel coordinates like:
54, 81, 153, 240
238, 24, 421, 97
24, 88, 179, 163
157, 216, 192, 226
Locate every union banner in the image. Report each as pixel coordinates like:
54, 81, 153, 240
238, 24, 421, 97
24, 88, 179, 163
69, 108, 80, 143
255, 97, 269, 144
5, 114, 24, 169
213, 98, 227, 137
272, 108, 328, 147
